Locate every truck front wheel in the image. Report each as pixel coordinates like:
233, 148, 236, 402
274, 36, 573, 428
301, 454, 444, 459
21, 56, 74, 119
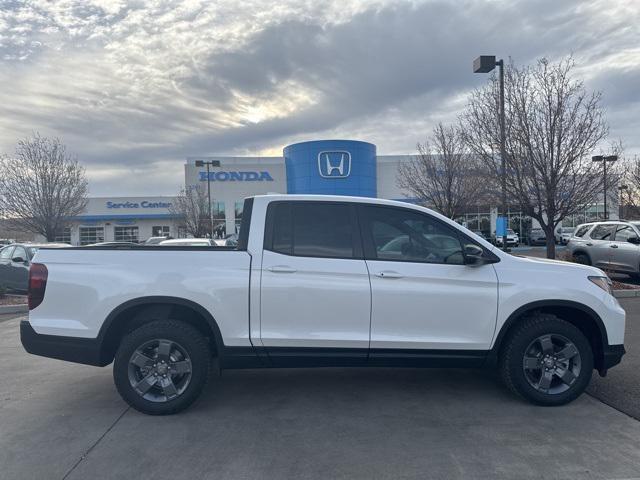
113, 320, 211, 415
499, 313, 593, 406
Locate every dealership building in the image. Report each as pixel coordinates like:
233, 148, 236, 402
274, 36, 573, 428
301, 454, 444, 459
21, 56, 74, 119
42, 139, 614, 245
52, 140, 420, 245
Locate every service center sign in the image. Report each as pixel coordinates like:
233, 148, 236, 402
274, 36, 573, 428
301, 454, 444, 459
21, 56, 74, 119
106, 201, 172, 209
198, 171, 274, 182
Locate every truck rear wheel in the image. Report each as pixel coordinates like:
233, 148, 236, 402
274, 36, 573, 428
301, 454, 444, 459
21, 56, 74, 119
113, 320, 211, 415
499, 313, 593, 406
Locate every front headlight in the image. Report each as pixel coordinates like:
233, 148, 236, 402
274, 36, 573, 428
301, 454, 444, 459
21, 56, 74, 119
589, 276, 613, 295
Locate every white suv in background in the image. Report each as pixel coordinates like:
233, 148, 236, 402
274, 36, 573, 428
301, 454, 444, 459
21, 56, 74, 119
495, 228, 519, 247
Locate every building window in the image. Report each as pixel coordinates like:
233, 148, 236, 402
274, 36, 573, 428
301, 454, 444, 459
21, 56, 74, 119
54, 227, 71, 244
212, 201, 226, 238
235, 201, 243, 234
114, 226, 139, 243
212, 201, 225, 219
152, 226, 170, 237
79, 227, 104, 245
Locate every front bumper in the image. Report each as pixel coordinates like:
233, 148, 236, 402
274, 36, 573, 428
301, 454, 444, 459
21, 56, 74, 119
602, 344, 626, 370
20, 320, 108, 367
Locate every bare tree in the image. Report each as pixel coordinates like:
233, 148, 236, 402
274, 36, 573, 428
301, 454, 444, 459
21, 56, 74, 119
0, 134, 88, 241
620, 155, 640, 219
169, 185, 210, 238
462, 57, 611, 258
397, 123, 487, 219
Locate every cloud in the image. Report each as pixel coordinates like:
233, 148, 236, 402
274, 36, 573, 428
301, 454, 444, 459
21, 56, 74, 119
0, 0, 638, 195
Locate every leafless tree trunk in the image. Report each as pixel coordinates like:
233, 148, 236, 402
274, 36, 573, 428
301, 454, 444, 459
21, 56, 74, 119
397, 123, 488, 219
169, 185, 210, 238
461, 57, 611, 258
0, 134, 88, 241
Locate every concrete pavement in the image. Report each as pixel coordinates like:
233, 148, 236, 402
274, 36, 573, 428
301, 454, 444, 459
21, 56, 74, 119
1, 312, 640, 480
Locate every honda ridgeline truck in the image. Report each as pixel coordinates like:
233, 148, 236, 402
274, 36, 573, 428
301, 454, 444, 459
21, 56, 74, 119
21, 195, 626, 414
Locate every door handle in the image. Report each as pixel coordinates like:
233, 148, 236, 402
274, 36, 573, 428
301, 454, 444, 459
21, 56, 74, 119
586, 243, 593, 246
610, 244, 619, 248
375, 271, 404, 279
267, 265, 297, 273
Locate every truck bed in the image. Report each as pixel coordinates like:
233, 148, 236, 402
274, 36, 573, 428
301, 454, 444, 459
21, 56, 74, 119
29, 248, 252, 346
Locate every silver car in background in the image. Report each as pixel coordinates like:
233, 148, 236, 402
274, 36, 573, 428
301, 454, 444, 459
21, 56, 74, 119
567, 221, 640, 278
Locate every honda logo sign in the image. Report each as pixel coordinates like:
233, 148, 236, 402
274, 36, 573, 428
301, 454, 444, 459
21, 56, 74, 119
317, 151, 351, 178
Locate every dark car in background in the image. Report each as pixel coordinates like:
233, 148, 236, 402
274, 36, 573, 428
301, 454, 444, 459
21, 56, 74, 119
0, 243, 69, 293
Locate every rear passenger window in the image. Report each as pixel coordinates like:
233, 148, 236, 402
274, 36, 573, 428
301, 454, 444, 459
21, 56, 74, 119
266, 202, 356, 259
271, 202, 293, 255
589, 224, 615, 240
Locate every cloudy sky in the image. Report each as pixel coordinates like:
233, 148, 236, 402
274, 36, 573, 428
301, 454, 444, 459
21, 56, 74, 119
1, 0, 638, 196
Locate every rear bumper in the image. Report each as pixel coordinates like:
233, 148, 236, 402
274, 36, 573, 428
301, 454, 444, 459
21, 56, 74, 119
20, 320, 108, 367
602, 344, 625, 370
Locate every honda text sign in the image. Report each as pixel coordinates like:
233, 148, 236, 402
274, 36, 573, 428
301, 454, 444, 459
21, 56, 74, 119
317, 151, 351, 178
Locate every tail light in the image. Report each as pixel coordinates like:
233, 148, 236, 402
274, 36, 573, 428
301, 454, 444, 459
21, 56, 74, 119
28, 263, 48, 310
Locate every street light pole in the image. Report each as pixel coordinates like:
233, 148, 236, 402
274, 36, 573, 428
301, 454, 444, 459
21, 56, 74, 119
194, 159, 221, 237
592, 155, 618, 220
474, 55, 508, 250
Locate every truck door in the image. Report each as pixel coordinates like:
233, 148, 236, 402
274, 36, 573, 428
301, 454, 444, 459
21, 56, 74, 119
358, 204, 498, 352
260, 201, 371, 365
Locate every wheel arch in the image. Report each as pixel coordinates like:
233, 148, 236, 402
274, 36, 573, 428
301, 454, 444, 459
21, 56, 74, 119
97, 296, 224, 365
571, 249, 592, 263
488, 300, 608, 370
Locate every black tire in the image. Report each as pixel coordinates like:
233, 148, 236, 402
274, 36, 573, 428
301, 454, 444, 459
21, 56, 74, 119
114, 320, 211, 415
572, 252, 591, 265
499, 313, 593, 406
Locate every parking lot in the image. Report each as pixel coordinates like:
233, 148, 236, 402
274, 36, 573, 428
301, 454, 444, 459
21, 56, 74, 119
0, 298, 639, 480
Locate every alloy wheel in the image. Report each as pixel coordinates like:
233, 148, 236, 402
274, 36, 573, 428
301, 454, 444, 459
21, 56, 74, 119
127, 338, 193, 402
522, 333, 582, 394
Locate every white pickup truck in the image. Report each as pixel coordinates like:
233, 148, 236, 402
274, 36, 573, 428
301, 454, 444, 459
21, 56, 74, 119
21, 195, 625, 414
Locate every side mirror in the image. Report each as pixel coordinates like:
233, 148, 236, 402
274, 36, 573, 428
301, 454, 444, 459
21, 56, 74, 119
464, 244, 485, 265
628, 236, 640, 245
12, 257, 25, 264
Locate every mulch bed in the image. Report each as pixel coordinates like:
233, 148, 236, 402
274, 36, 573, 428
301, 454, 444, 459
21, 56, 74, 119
611, 281, 640, 291
0, 295, 27, 306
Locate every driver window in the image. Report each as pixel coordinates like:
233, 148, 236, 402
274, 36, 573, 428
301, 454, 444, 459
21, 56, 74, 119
361, 206, 464, 265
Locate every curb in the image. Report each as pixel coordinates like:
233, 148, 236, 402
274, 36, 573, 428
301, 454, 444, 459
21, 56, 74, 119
612, 290, 640, 298
0, 304, 28, 315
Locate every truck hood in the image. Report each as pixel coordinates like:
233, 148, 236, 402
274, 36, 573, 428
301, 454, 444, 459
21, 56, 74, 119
511, 254, 606, 277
